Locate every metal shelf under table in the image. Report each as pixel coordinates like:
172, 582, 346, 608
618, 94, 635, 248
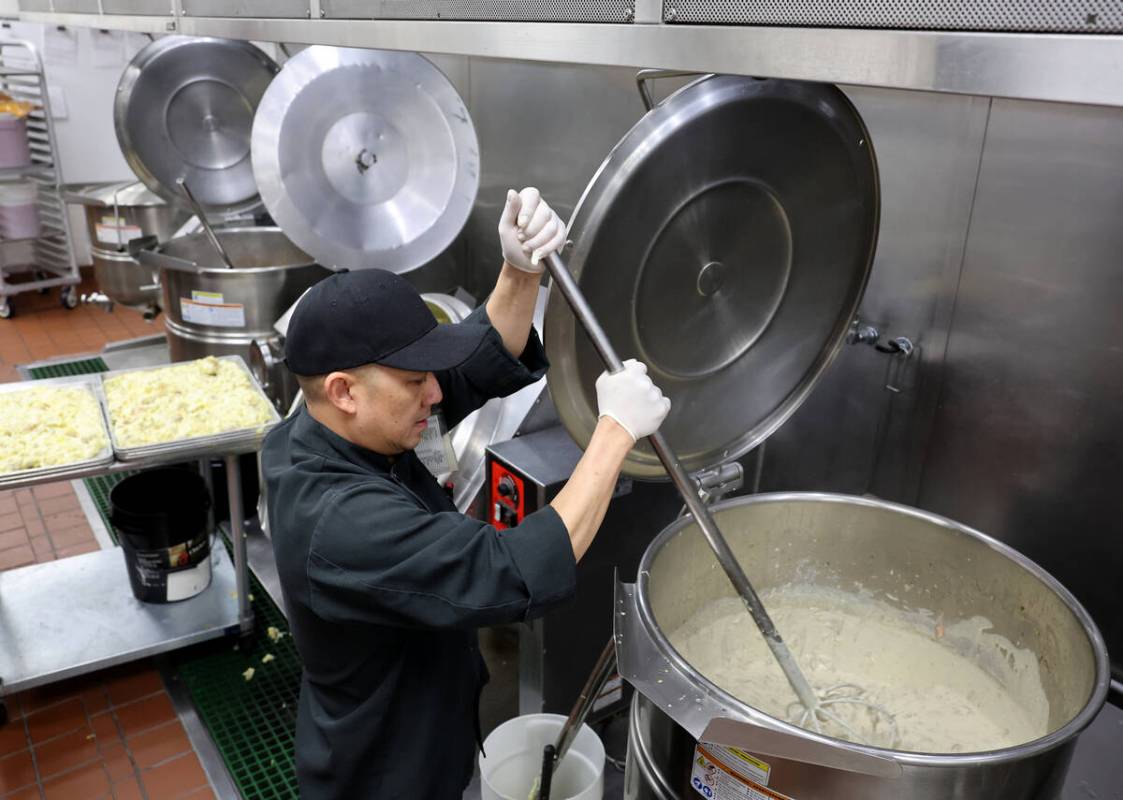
0, 441, 258, 699
0, 541, 240, 696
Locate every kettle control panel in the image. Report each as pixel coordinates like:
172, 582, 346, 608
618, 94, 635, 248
484, 427, 584, 532
489, 463, 525, 530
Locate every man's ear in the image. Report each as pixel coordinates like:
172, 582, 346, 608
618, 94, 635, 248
323, 371, 357, 415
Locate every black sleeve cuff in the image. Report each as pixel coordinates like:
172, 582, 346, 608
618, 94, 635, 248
458, 304, 549, 398
496, 505, 576, 620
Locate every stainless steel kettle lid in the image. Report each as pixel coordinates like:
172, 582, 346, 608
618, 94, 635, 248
251, 46, 480, 273
545, 76, 880, 479
114, 36, 278, 218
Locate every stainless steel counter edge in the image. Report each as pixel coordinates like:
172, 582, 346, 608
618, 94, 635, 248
16, 12, 1123, 109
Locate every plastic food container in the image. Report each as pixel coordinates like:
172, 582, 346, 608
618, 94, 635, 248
0, 180, 41, 240
0, 114, 31, 169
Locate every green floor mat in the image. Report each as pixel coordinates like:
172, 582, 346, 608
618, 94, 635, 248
26, 356, 109, 380
175, 547, 301, 800
30, 354, 302, 799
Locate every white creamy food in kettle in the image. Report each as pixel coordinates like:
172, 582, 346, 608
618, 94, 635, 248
670, 585, 1049, 753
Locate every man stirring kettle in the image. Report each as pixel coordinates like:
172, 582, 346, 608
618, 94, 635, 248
263, 188, 671, 799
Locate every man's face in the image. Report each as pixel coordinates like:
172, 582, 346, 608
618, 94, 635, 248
349, 365, 443, 455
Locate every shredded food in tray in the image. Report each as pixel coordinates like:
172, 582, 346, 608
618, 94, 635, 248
0, 386, 107, 473
104, 356, 274, 448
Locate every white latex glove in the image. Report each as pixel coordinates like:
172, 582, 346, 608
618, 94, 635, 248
498, 187, 566, 273
595, 359, 672, 443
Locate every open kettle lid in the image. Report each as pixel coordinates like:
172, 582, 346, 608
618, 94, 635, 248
545, 76, 881, 480
250, 46, 480, 273
114, 35, 278, 218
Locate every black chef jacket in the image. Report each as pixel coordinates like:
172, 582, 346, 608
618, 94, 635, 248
262, 306, 577, 800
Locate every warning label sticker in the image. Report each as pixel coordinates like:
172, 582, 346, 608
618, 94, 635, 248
689, 744, 792, 800
190, 290, 225, 305
180, 298, 246, 328
95, 216, 144, 246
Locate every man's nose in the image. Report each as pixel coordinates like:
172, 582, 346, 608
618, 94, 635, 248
425, 373, 442, 406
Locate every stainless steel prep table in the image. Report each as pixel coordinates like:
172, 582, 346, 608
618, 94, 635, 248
0, 342, 262, 703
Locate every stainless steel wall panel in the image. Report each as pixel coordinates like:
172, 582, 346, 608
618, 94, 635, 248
50, 0, 100, 12
459, 59, 651, 299
101, 0, 173, 13
322, 0, 634, 21
919, 98, 1123, 680
17, 0, 54, 10
760, 88, 989, 500
424, 52, 470, 103
175, 18, 1123, 108
664, 0, 1123, 32
182, 0, 310, 16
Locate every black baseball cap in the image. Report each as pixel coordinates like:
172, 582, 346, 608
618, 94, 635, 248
284, 269, 488, 376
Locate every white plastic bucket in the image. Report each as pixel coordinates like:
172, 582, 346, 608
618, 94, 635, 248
479, 713, 605, 800
0, 180, 40, 240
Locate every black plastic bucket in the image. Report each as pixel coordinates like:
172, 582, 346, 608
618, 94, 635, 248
110, 467, 212, 604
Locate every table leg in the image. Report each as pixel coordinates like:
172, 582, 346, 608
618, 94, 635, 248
225, 454, 253, 636
199, 459, 216, 536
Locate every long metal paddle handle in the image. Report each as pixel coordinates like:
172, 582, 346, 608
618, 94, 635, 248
530, 639, 617, 800
554, 639, 618, 763
177, 177, 238, 270
544, 252, 820, 711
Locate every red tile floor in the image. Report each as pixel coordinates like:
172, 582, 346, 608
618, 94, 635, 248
1, 272, 219, 800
